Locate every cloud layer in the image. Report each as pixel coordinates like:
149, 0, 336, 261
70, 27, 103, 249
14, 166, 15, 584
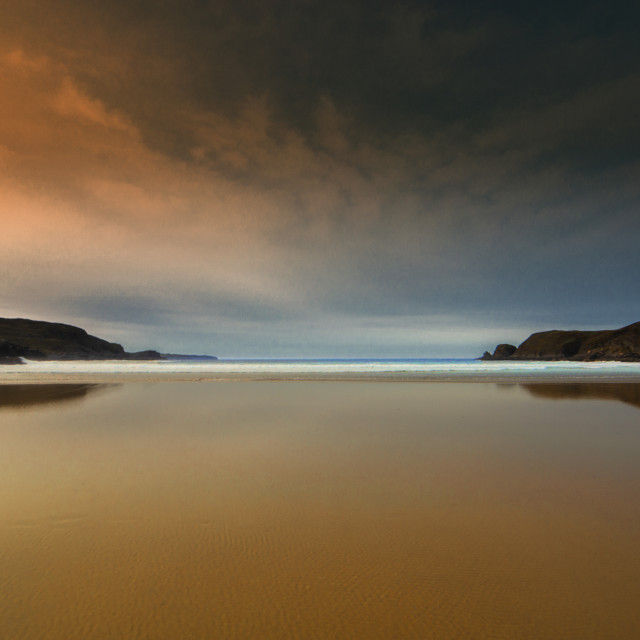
1, 1, 639, 355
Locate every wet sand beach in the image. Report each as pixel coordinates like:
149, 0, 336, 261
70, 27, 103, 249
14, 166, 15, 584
2, 381, 640, 638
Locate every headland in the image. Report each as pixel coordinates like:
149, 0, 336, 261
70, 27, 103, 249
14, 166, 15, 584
0, 317, 163, 364
481, 321, 640, 362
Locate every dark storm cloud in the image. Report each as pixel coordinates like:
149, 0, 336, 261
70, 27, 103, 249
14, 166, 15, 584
1, 0, 639, 355
8, 0, 639, 156
6, 0, 639, 194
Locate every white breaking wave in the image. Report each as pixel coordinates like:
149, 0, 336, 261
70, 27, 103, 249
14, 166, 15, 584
5, 358, 640, 380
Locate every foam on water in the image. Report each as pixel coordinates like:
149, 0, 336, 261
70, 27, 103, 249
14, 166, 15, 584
6, 358, 640, 380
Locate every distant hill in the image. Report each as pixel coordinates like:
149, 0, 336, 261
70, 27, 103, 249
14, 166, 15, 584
162, 354, 218, 361
0, 318, 163, 364
481, 321, 640, 362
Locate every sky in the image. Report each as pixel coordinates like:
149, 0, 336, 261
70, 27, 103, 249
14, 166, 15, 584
1, 0, 639, 357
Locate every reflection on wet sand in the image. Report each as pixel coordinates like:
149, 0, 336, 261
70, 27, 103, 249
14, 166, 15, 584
0, 384, 116, 410
522, 382, 640, 409
2, 382, 640, 639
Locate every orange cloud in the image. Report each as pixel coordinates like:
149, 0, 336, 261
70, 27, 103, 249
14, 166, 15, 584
53, 76, 133, 132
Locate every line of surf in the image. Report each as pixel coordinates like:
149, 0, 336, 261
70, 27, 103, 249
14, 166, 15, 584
2, 358, 640, 383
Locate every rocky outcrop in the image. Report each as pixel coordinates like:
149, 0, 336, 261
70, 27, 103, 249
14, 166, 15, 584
0, 341, 30, 364
481, 321, 640, 362
0, 318, 164, 363
481, 343, 517, 360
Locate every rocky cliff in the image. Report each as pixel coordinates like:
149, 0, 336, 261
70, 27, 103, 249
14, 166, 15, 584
481, 321, 640, 362
0, 318, 162, 364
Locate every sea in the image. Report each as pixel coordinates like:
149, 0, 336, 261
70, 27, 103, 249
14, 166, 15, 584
9, 356, 640, 380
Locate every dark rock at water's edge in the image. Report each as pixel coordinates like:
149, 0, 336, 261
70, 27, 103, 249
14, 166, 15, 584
0, 318, 165, 364
481, 344, 517, 361
0, 340, 29, 364
481, 321, 640, 362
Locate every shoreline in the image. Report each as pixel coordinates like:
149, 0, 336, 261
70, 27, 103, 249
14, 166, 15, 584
3, 372, 640, 384
3, 359, 640, 384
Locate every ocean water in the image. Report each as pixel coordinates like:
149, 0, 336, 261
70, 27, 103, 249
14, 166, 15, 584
8, 357, 640, 380
1, 380, 640, 639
